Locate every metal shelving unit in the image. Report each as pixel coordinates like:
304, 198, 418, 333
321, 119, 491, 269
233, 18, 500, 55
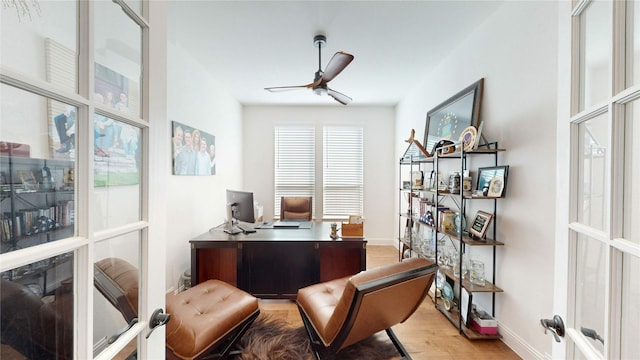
398, 139, 507, 340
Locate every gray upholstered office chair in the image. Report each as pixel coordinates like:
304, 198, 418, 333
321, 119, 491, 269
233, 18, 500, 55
280, 196, 312, 221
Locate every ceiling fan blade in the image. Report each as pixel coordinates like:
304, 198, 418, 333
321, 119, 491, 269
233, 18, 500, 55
321, 52, 354, 83
327, 87, 352, 105
264, 79, 321, 92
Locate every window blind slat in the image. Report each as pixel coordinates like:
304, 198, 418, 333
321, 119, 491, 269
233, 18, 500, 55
274, 127, 315, 218
323, 127, 364, 218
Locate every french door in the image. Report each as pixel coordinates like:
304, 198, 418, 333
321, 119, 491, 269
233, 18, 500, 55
555, 0, 640, 359
0, 1, 166, 359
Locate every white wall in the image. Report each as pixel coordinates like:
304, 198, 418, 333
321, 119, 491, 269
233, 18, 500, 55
242, 105, 396, 244
396, 2, 558, 358
165, 39, 244, 289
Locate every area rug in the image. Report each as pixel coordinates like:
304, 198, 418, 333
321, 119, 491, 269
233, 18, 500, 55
232, 315, 402, 360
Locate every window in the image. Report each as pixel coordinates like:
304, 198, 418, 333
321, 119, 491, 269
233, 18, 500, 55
323, 127, 363, 218
274, 127, 315, 218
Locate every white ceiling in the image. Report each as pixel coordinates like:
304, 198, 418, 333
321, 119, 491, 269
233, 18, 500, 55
168, 1, 503, 106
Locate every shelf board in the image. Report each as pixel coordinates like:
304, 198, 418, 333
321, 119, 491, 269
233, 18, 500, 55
466, 195, 506, 200
2, 253, 73, 281
437, 228, 504, 246
1, 226, 74, 254
400, 187, 430, 192
0, 156, 74, 167
438, 266, 503, 293
436, 148, 506, 159
400, 157, 434, 165
1, 188, 74, 196
434, 299, 502, 340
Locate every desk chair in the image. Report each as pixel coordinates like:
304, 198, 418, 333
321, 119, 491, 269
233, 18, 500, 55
296, 257, 437, 360
94, 258, 259, 360
280, 196, 312, 221
0, 278, 74, 359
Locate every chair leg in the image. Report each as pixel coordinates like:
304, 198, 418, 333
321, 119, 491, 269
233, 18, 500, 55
385, 327, 412, 360
298, 306, 334, 360
199, 310, 260, 360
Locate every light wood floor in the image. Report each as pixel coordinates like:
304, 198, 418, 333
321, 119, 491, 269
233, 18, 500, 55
257, 245, 521, 360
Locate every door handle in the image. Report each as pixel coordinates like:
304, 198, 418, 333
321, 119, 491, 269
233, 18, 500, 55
580, 326, 604, 344
540, 315, 565, 342
146, 308, 171, 339
108, 318, 138, 344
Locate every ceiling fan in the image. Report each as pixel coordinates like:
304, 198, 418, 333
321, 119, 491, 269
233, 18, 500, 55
264, 34, 354, 105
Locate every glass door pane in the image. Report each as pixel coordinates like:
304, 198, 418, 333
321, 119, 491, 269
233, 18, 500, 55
93, 117, 141, 231
574, 233, 606, 356
1, 84, 76, 253
93, 233, 140, 357
94, 0, 142, 118
576, 113, 609, 231
0, 252, 74, 359
628, 1, 640, 87
579, 0, 612, 111
620, 254, 640, 358
1, 1, 78, 93
623, 98, 639, 243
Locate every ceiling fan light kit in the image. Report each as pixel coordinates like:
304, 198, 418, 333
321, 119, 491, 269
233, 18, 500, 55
265, 34, 354, 105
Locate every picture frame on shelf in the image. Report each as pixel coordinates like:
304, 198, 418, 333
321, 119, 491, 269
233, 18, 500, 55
17, 170, 38, 191
423, 78, 484, 153
458, 126, 477, 152
460, 287, 472, 326
348, 215, 363, 224
411, 170, 423, 187
473, 121, 484, 149
487, 176, 505, 197
468, 210, 494, 239
476, 165, 509, 197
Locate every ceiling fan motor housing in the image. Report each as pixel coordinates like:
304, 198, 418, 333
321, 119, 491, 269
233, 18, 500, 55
313, 34, 326, 48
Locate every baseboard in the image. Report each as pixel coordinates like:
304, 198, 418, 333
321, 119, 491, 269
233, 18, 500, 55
498, 321, 550, 360
365, 238, 397, 246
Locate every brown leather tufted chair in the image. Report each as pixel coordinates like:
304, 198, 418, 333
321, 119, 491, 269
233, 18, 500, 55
296, 257, 437, 359
280, 196, 313, 221
0, 278, 74, 360
94, 258, 259, 360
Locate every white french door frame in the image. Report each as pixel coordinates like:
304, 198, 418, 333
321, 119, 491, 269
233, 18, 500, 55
555, 0, 640, 359
0, 1, 167, 358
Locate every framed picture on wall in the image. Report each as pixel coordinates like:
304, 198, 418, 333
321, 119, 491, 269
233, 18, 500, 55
172, 121, 216, 176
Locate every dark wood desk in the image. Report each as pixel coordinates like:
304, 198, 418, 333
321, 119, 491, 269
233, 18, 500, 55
190, 222, 366, 299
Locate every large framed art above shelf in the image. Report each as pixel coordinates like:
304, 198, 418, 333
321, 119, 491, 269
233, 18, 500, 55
423, 78, 484, 153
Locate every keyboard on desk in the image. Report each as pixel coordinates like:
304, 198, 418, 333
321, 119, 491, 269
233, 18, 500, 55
236, 224, 256, 233
272, 221, 301, 228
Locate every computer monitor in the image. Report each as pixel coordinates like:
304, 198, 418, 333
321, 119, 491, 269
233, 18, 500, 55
226, 189, 255, 224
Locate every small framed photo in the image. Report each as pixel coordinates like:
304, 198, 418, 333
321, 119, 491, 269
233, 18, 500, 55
476, 165, 509, 197
18, 170, 39, 191
468, 210, 494, 239
487, 176, 505, 197
348, 215, 363, 224
63, 168, 74, 184
411, 170, 423, 187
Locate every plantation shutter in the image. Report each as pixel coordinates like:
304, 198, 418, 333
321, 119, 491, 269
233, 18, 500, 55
274, 127, 315, 218
323, 127, 363, 218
